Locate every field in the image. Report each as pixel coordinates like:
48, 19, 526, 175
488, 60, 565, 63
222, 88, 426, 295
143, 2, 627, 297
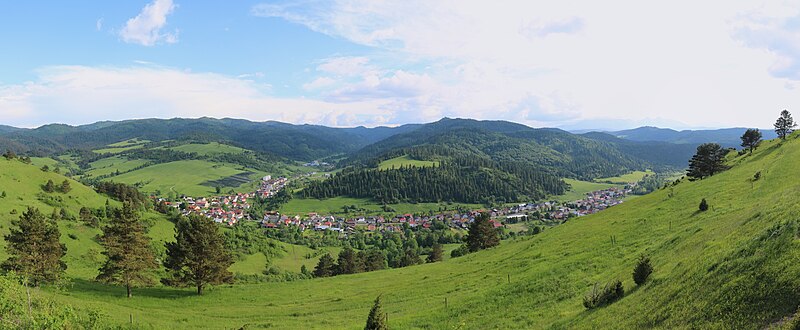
378, 155, 439, 170
86, 156, 150, 177
38, 133, 800, 329
166, 142, 245, 156
555, 178, 620, 202
108, 160, 264, 196
594, 170, 653, 184
280, 196, 482, 216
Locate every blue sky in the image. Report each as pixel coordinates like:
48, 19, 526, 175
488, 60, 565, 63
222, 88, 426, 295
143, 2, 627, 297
1, 1, 799, 129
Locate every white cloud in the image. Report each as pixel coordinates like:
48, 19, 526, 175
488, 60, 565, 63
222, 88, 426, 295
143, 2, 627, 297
0, 65, 392, 128
119, 0, 179, 46
96, 18, 104, 31
254, 0, 800, 129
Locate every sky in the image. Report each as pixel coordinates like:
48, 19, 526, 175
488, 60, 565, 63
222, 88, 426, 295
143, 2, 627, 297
0, 1, 799, 130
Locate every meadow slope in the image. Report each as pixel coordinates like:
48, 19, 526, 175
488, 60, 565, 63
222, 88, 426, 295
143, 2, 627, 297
23, 133, 799, 329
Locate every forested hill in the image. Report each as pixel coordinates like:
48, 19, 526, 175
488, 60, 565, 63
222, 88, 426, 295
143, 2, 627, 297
345, 118, 688, 179
0, 118, 419, 161
608, 126, 779, 148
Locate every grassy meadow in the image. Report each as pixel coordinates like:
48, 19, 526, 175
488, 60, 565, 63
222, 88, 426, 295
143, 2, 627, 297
29, 133, 800, 329
378, 155, 439, 170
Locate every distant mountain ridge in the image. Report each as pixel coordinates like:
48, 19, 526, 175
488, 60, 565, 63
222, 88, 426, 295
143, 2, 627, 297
607, 126, 778, 148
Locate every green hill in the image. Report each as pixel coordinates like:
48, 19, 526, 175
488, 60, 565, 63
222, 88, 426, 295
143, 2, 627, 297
24, 133, 800, 328
0, 158, 174, 279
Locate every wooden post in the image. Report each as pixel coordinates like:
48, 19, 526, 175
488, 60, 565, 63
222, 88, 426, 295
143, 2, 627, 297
130, 314, 133, 324
445, 297, 448, 309
507, 274, 510, 283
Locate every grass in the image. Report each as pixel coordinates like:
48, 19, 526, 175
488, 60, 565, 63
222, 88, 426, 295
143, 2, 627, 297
229, 253, 268, 275
166, 142, 244, 156
594, 170, 653, 184
280, 196, 482, 216
378, 155, 439, 170
555, 178, 621, 202
93, 145, 145, 154
108, 139, 150, 147
108, 160, 264, 196
86, 156, 150, 177
9, 134, 800, 329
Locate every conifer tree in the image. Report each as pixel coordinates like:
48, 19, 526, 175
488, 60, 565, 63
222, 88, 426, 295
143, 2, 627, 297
162, 214, 234, 295
427, 243, 443, 263
2, 207, 67, 286
60, 179, 71, 193
364, 295, 388, 330
699, 198, 709, 212
336, 246, 364, 275
467, 212, 500, 252
740, 128, 762, 154
313, 254, 336, 277
43, 179, 55, 193
774, 109, 797, 140
97, 202, 158, 298
687, 143, 727, 179
632, 255, 653, 285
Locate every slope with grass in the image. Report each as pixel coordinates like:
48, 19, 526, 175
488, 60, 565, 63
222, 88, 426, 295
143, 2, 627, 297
108, 159, 264, 196
41, 133, 800, 329
0, 159, 174, 280
377, 155, 439, 170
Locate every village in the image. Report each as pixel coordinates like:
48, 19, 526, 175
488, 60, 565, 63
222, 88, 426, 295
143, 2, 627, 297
157, 173, 635, 233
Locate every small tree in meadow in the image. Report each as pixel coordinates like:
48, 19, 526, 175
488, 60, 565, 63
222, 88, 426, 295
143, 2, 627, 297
632, 255, 653, 285
365, 295, 388, 330
699, 198, 709, 212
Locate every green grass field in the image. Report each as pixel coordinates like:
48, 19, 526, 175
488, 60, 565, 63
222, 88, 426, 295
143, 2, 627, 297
594, 170, 653, 184
166, 142, 245, 156
378, 155, 439, 170
555, 178, 620, 202
107, 160, 264, 196
86, 156, 150, 177
280, 196, 482, 216
108, 139, 150, 147
37, 133, 800, 329
93, 145, 145, 154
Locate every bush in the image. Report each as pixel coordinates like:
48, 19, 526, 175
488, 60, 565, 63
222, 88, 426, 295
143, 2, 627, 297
583, 280, 624, 309
699, 198, 709, 212
632, 255, 653, 285
450, 244, 469, 258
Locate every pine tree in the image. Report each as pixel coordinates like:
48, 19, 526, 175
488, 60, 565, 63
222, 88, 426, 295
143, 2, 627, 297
336, 246, 364, 275
2, 207, 67, 286
427, 243, 443, 263
699, 198, 709, 212
466, 212, 500, 252
740, 128, 762, 154
313, 254, 336, 277
687, 143, 728, 179
774, 109, 797, 140
162, 214, 234, 295
43, 179, 56, 193
96, 202, 158, 298
632, 255, 653, 285
364, 295, 388, 330
60, 179, 71, 193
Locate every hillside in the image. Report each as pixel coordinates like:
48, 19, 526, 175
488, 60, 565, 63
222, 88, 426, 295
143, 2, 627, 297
0, 158, 175, 279
32, 130, 800, 328
0, 118, 417, 161
609, 126, 779, 148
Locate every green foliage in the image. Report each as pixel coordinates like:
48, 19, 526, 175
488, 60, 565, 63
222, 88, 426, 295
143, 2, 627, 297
774, 109, 797, 140
450, 244, 469, 258
43, 179, 56, 193
740, 128, 762, 154
2, 207, 67, 286
467, 213, 500, 252
364, 295, 388, 330
313, 253, 336, 278
632, 255, 653, 285
687, 143, 728, 179
59, 179, 71, 193
699, 198, 709, 212
96, 203, 158, 297
163, 214, 234, 295
427, 243, 443, 263
583, 280, 624, 309
0, 273, 104, 329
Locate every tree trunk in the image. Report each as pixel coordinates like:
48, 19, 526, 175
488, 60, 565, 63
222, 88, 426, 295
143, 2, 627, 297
126, 283, 132, 298
197, 284, 203, 295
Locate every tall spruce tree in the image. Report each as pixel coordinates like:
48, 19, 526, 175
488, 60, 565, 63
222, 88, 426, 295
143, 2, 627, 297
43, 179, 55, 193
313, 254, 336, 277
774, 109, 797, 140
2, 207, 67, 286
336, 246, 363, 275
364, 295, 388, 330
466, 212, 500, 252
96, 202, 158, 298
427, 243, 444, 263
162, 214, 234, 295
686, 143, 727, 179
740, 128, 762, 154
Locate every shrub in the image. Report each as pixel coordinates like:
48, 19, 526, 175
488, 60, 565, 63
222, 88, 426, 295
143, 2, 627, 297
583, 280, 624, 309
450, 244, 469, 258
699, 198, 709, 212
633, 255, 653, 285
